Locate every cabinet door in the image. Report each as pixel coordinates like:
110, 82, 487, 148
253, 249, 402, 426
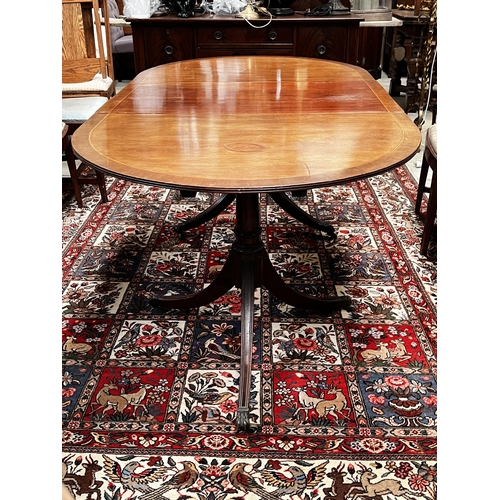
296, 25, 358, 64
141, 27, 195, 68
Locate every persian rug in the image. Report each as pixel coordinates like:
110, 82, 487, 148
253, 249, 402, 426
62, 166, 437, 500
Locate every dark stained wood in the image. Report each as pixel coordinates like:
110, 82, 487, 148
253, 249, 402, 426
358, 25, 384, 79
63, 123, 109, 208
415, 126, 436, 256
128, 14, 363, 73
72, 57, 421, 193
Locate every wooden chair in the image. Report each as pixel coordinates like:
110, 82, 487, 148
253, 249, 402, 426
62, 0, 113, 206
62, 0, 115, 99
62, 100, 110, 207
415, 124, 437, 256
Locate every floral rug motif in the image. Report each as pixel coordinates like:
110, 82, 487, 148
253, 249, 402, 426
62, 167, 437, 500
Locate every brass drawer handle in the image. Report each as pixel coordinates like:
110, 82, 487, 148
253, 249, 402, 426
165, 45, 174, 55
214, 31, 223, 40
317, 45, 326, 55
268, 31, 277, 41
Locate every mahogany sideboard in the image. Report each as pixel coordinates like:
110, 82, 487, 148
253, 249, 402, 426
128, 13, 365, 73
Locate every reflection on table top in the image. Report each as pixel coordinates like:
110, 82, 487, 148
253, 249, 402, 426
72, 56, 421, 193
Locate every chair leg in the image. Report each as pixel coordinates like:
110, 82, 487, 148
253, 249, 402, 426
415, 152, 429, 214
95, 170, 109, 204
65, 137, 83, 208
420, 170, 437, 256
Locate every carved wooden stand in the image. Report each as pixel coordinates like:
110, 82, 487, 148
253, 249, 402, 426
150, 193, 351, 431
175, 192, 337, 238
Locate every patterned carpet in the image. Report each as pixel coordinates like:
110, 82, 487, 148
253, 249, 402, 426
62, 165, 437, 500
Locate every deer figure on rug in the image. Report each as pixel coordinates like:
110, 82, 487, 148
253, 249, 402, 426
315, 384, 351, 420
388, 338, 411, 362
292, 383, 350, 421
63, 455, 103, 500
91, 381, 154, 417
359, 342, 390, 363
90, 382, 128, 415
119, 383, 154, 417
323, 464, 383, 500
346, 464, 415, 499
63, 335, 92, 355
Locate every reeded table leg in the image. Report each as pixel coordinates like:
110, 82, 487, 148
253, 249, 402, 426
235, 258, 259, 433
151, 193, 350, 431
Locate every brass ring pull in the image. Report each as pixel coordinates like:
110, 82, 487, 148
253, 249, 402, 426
317, 45, 326, 55
165, 45, 173, 55
214, 31, 223, 40
268, 31, 277, 41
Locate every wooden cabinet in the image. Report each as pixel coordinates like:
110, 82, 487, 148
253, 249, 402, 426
137, 25, 195, 66
196, 24, 294, 57
357, 25, 384, 79
295, 22, 358, 62
129, 14, 364, 73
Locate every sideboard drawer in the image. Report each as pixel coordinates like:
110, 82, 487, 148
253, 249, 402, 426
142, 27, 195, 65
296, 25, 357, 63
197, 46, 294, 58
197, 26, 294, 45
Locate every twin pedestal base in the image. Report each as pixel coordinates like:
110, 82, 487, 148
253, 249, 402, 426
150, 193, 351, 431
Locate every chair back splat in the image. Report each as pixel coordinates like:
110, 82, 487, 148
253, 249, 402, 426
62, 0, 115, 98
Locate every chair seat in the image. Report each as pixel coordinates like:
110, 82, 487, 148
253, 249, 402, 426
62, 97, 108, 123
114, 34, 134, 53
62, 74, 114, 94
426, 123, 437, 156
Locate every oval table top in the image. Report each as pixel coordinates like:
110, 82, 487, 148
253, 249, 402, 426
72, 56, 422, 193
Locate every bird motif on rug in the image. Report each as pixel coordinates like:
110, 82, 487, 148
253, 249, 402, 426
102, 456, 168, 494
203, 338, 240, 360
315, 327, 339, 356
183, 386, 234, 406
228, 463, 282, 500
114, 323, 142, 349
139, 461, 199, 500
261, 461, 328, 497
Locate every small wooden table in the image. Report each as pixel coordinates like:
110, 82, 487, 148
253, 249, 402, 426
72, 56, 421, 431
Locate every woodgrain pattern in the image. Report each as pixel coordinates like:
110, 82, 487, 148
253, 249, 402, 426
62, 0, 114, 85
72, 56, 421, 193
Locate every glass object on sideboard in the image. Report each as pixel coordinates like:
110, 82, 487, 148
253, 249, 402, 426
350, 0, 392, 21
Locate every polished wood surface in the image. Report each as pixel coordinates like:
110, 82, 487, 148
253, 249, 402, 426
72, 56, 421, 193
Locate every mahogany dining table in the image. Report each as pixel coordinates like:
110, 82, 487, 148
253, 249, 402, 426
72, 56, 421, 431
